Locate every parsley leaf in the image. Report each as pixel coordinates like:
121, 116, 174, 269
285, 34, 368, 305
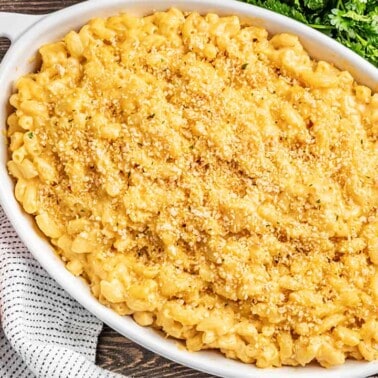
239, 0, 378, 66
304, 0, 329, 11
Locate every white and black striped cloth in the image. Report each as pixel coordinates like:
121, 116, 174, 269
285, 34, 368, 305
0, 206, 122, 378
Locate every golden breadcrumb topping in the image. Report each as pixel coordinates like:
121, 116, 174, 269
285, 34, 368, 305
7, 8, 378, 368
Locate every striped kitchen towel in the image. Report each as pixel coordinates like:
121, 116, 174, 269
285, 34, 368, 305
0, 206, 122, 378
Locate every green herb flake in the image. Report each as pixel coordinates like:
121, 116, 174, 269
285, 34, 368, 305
241, 63, 249, 70
27, 132, 34, 139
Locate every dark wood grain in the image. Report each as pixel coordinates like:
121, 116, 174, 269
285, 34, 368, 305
0, 0, 81, 14
97, 324, 214, 378
0, 1, 377, 377
0, 37, 10, 61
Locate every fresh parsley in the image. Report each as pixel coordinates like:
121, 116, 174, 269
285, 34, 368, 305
239, 0, 378, 66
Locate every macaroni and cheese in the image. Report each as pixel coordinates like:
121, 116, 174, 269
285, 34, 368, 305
7, 8, 378, 368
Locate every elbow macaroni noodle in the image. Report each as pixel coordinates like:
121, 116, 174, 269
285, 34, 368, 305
6, 8, 378, 368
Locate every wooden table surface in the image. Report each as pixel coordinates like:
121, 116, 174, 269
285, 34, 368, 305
0, 1, 377, 377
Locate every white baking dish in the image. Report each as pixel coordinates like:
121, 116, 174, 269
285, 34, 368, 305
0, 1, 377, 377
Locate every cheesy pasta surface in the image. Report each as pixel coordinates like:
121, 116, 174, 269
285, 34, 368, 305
7, 8, 378, 368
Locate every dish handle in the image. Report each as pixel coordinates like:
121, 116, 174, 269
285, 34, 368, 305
0, 13, 44, 42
